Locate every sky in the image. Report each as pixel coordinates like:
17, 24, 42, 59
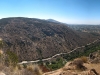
0, 0, 100, 24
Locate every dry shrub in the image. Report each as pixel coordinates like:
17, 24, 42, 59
80, 56, 88, 63
27, 65, 35, 72
0, 53, 43, 75
0, 64, 43, 75
17, 64, 23, 70
73, 58, 87, 70
26, 64, 43, 75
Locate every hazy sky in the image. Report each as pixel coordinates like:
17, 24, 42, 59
0, 0, 100, 24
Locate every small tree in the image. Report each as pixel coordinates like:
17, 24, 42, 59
80, 56, 88, 63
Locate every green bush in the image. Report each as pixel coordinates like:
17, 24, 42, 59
5, 50, 18, 67
46, 58, 65, 70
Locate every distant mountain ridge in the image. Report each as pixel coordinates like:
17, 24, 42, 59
0, 17, 98, 61
47, 19, 61, 23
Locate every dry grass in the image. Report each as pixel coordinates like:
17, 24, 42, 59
27, 64, 43, 75
80, 56, 88, 63
0, 63, 43, 75
0, 52, 43, 75
84, 63, 100, 74
72, 58, 87, 71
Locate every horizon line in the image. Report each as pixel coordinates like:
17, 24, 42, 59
0, 17, 100, 25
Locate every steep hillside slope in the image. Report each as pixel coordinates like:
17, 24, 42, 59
0, 17, 97, 61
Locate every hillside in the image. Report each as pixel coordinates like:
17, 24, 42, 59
0, 17, 98, 61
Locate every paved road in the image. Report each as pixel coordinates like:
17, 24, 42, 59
18, 39, 99, 64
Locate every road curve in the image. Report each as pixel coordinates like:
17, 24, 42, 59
18, 39, 99, 64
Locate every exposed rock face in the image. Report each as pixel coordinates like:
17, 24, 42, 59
0, 17, 97, 61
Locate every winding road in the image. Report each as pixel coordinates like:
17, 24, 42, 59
18, 39, 99, 64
